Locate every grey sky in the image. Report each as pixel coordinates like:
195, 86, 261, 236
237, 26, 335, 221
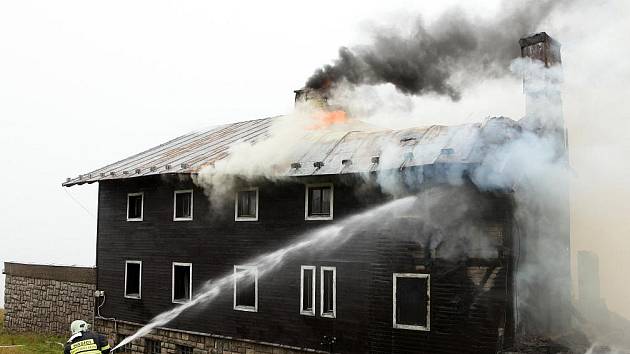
1, 0, 629, 320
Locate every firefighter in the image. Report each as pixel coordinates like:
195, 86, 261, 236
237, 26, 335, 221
64, 320, 111, 354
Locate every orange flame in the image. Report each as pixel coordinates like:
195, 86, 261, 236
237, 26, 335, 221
307, 110, 348, 130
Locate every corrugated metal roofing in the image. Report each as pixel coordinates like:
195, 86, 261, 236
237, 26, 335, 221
62, 115, 520, 187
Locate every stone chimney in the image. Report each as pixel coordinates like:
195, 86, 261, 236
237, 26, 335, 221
519, 32, 566, 150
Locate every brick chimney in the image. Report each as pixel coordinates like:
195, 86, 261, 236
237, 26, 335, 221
518, 32, 566, 150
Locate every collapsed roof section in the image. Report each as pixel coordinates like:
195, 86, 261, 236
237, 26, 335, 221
62, 116, 521, 187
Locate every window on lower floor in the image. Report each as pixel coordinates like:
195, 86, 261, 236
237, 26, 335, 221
393, 273, 430, 331
176, 345, 193, 354
127, 192, 144, 221
305, 184, 333, 220
235, 188, 258, 221
145, 339, 161, 354
320, 266, 336, 318
116, 335, 132, 353
172, 263, 192, 303
124, 260, 142, 299
173, 190, 193, 221
300, 265, 316, 316
233, 265, 258, 312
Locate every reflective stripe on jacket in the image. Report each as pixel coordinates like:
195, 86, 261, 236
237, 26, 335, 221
64, 331, 111, 354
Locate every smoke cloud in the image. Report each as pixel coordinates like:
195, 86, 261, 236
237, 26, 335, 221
306, 1, 567, 100
191, 0, 630, 351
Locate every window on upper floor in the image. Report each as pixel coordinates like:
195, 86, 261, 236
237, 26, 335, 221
320, 266, 336, 318
305, 184, 333, 220
393, 273, 430, 331
233, 265, 258, 312
127, 192, 144, 221
300, 265, 316, 316
235, 188, 258, 221
172, 263, 192, 304
124, 260, 142, 299
173, 190, 193, 221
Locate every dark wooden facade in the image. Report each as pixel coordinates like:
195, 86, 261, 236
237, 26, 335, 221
96, 170, 515, 353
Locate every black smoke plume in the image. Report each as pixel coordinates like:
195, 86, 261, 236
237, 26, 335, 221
306, 1, 566, 100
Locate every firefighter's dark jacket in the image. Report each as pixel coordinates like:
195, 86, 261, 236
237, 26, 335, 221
64, 330, 111, 354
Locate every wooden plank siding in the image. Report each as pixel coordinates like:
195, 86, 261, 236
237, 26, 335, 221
96, 173, 514, 353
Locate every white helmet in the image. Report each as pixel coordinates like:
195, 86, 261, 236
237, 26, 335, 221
70, 320, 90, 335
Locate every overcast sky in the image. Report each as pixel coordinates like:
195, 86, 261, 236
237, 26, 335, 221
1, 0, 629, 319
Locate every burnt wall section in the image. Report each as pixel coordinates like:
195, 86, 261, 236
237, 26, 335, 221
95, 318, 319, 354
2, 262, 96, 336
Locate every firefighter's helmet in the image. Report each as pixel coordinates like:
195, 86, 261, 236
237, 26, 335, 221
70, 320, 90, 335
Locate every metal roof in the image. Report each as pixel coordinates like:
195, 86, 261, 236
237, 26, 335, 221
63, 115, 520, 187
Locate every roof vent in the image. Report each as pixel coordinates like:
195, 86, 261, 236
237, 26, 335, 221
135, 168, 141, 174
66, 177, 71, 182
109, 171, 116, 176
313, 161, 325, 169
122, 170, 129, 175
291, 162, 301, 169
180, 163, 189, 169
371, 156, 380, 164
100, 172, 105, 177
165, 164, 171, 170
150, 166, 157, 172
341, 159, 352, 167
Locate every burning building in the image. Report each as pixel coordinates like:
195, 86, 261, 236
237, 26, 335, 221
62, 32, 570, 353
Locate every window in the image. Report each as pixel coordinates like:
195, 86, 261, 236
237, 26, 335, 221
173, 190, 193, 221
235, 188, 258, 221
127, 192, 144, 221
305, 184, 333, 220
300, 266, 316, 316
116, 335, 132, 353
233, 265, 258, 312
124, 260, 142, 299
320, 266, 336, 318
176, 345, 193, 354
145, 339, 161, 354
172, 263, 192, 303
393, 273, 430, 331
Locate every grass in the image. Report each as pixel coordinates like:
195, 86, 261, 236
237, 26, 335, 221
0, 308, 66, 353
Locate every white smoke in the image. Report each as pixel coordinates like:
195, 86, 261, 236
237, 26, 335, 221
195, 102, 360, 209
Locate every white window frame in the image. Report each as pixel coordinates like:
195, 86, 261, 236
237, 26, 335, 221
300, 265, 316, 316
126, 192, 144, 221
124, 260, 142, 299
233, 265, 258, 312
234, 187, 259, 222
392, 273, 430, 331
305, 183, 334, 221
173, 189, 194, 221
172, 262, 193, 304
319, 266, 336, 318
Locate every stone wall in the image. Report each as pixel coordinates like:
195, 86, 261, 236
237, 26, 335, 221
95, 318, 320, 354
2, 262, 96, 336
